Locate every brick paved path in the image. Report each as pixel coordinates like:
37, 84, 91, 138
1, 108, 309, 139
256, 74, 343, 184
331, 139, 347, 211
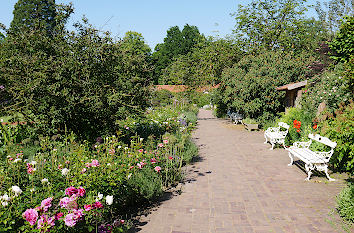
137, 109, 349, 233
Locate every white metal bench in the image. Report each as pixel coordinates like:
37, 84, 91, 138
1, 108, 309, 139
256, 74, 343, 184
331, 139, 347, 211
227, 110, 243, 124
264, 122, 289, 150
286, 133, 337, 181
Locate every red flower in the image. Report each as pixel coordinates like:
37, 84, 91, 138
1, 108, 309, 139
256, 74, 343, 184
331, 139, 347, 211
93, 201, 103, 209
313, 124, 317, 130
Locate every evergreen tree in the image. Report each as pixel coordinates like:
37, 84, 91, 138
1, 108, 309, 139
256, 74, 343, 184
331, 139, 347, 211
9, 0, 57, 35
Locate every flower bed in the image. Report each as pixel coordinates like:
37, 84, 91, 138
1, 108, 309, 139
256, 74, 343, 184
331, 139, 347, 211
0, 105, 198, 232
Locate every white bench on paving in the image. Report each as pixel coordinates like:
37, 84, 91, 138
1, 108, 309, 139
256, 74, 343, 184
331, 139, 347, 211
264, 122, 289, 150
286, 133, 337, 181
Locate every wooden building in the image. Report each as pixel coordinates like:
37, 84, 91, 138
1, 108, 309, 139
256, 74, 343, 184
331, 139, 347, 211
276, 80, 307, 110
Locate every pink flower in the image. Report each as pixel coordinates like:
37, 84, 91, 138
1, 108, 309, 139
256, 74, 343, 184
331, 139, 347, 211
40, 197, 53, 212
65, 186, 78, 196
109, 149, 115, 155
158, 143, 163, 148
27, 167, 35, 174
85, 163, 92, 168
154, 166, 161, 172
138, 149, 144, 153
93, 201, 103, 209
59, 196, 78, 210
55, 212, 64, 220
9, 157, 13, 161
84, 204, 92, 211
65, 160, 70, 164
81, 168, 87, 174
168, 156, 173, 160
137, 163, 142, 169
23, 208, 38, 226
64, 213, 77, 227
77, 187, 86, 197
37, 215, 55, 229
150, 158, 157, 164
91, 159, 99, 167
163, 140, 168, 144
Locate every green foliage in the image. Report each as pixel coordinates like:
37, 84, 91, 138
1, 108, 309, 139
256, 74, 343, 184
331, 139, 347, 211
1, 15, 151, 140
329, 16, 354, 63
162, 38, 243, 86
320, 101, 354, 172
215, 50, 314, 126
9, 0, 57, 35
301, 63, 352, 115
278, 107, 315, 146
233, 0, 328, 52
315, 0, 353, 37
0, 104, 199, 232
152, 24, 205, 84
337, 185, 354, 223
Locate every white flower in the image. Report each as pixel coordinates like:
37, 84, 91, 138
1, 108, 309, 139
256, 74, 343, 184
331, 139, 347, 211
6, 155, 11, 158
96, 193, 104, 202
117, 146, 122, 149
106, 195, 113, 205
11, 186, 22, 196
1, 194, 10, 201
0, 119, 3, 122
61, 168, 70, 176
124, 147, 128, 150
41, 178, 49, 184
13, 158, 22, 163
30, 188, 35, 193
107, 163, 111, 166
30, 161, 37, 166
1, 201, 8, 207
140, 138, 143, 142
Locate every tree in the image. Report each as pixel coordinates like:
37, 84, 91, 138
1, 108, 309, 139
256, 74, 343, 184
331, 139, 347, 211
161, 37, 243, 86
315, 0, 353, 37
329, 16, 354, 63
152, 24, 205, 84
232, 0, 326, 52
9, 0, 57, 35
1, 11, 151, 140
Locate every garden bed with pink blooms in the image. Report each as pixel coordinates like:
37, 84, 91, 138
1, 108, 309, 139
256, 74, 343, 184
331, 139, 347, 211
0, 105, 199, 232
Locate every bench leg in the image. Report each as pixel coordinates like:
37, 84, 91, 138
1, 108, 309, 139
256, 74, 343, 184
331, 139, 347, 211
305, 163, 314, 181
322, 165, 335, 181
270, 142, 275, 150
287, 152, 294, 166
264, 134, 268, 144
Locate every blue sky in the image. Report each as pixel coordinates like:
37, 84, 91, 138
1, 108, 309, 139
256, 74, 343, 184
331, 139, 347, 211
0, 0, 319, 50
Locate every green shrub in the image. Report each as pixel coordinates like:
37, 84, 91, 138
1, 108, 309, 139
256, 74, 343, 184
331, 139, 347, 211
320, 101, 354, 172
215, 50, 315, 125
337, 185, 354, 223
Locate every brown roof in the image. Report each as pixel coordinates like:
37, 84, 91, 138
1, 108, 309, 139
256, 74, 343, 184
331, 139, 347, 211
153, 84, 220, 93
276, 80, 307, 91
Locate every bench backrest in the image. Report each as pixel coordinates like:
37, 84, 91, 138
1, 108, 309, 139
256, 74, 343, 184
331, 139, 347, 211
308, 134, 337, 148
278, 122, 289, 130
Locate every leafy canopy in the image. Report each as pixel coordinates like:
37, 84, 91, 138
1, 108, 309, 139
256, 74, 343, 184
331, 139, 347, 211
232, 0, 327, 52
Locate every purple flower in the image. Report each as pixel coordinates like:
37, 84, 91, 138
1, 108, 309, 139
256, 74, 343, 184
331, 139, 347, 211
40, 197, 53, 212
22, 209, 38, 226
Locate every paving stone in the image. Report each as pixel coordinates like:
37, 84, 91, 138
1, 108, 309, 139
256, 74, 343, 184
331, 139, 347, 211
136, 110, 351, 233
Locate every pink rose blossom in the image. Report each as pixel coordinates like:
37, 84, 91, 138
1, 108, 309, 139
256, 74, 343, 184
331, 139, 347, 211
64, 213, 77, 227
93, 201, 103, 209
37, 215, 55, 229
163, 140, 168, 144
154, 166, 161, 172
158, 143, 163, 148
59, 196, 78, 210
81, 168, 87, 173
55, 212, 64, 220
138, 149, 144, 153
65, 186, 78, 196
23, 208, 38, 226
91, 159, 99, 167
40, 197, 53, 212
84, 204, 92, 211
150, 158, 157, 164
77, 187, 86, 197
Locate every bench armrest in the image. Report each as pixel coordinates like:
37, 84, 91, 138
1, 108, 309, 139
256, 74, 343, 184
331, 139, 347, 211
265, 127, 279, 133
292, 141, 311, 149
314, 151, 333, 162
